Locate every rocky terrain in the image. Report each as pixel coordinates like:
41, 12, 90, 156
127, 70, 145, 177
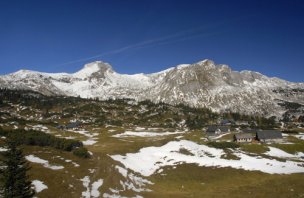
1, 59, 303, 117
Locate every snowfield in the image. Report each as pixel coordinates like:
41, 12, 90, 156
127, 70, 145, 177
112, 131, 184, 138
111, 140, 304, 177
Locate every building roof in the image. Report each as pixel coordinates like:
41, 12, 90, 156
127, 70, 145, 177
218, 126, 229, 132
206, 132, 216, 136
206, 126, 218, 132
206, 125, 229, 133
234, 133, 254, 139
256, 130, 282, 140
220, 119, 234, 125
242, 129, 259, 133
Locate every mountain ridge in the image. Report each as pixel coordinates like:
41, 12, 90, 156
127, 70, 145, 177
0, 59, 303, 118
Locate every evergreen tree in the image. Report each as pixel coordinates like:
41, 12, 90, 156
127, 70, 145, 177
0, 138, 35, 198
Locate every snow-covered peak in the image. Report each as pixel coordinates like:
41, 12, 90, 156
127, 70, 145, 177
217, 64, 232, 73
8, 69, 43, 79
83, 61, 112, 70
8, 68, 70, 79
176, 64, 191, 70
12, 69, 32, 76
194, 59, 217, 70
196, 59, 215, 66
196, 59, 211, 64
0, 58, 303, 117
73, 61, 112, 79
172, 60, 216, 71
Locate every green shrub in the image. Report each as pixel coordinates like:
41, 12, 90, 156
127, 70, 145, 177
73, 147, 90, 158
207, 141, 239, 149
4, 129, 86, 157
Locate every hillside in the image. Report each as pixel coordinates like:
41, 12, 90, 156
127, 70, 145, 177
1, 59, 303, 118
0, 89, 304, 197
0, 89, 279, 130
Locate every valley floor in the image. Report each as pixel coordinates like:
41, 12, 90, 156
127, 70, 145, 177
1, 125, 304, 198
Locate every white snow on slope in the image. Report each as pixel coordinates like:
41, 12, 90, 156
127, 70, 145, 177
211, 132, 230, 140
116, 165, 128, 177
112, 131, 184, 138
25, 155, 64, 170
0, 147, 8, 152
111, 140, 304, 176
83, 139, 97, 145
74, 61, 106, 79
265, 147, 296, 158
293, 133, 304, 140
265, 146, 304, 160
81, 176, 91, 198
32, 180, 48, 193
81, 176, 104, 198
67, 129, 98, 145
91, 179, 104, 197
114, 165, 153, 193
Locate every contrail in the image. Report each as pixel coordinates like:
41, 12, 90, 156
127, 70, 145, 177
51, 16, 251, 68
54, 27, 216, 68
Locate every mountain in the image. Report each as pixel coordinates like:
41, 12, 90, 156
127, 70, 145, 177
0, 59, 303, 118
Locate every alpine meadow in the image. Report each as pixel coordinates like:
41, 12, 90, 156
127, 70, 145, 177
0, 1, 304, 198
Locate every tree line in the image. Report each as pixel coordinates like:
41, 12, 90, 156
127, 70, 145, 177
0, 128, 90, 158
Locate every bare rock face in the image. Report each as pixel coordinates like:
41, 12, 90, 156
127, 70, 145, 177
0, 59, 303, 117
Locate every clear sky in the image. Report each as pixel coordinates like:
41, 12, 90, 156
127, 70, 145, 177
0, 0, 303, 82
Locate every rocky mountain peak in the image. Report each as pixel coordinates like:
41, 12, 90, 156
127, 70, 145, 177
196, 59, 216, 68
83, 61, 112, 70
0, 59, 303, 117
74, 61, 113, 79
175, 59, 217, 71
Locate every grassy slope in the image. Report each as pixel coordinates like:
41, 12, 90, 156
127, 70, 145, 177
146, 165, 304, 198
12, 126, 302, 198
1, 121, 304, 198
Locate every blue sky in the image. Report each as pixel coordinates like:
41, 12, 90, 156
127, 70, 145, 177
0, 0, 303, 82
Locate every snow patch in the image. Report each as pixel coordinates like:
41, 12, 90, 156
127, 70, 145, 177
91, 179, 104, 197
81, 176, 103, 198
116, 165, 128, 177
114, 165, 153, 193
83, 139, 97, 145
0, 147, 8, 152
265, 147, 295, 158
25, 155, 64, 170
32, 180, 48, 193
293, 133, 304, 140
111, 140, 304, 176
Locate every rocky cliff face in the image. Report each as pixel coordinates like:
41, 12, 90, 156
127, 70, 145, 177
1, 59, 303, 117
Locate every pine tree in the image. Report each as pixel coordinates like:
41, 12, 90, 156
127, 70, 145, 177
0, 138, 35, 198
